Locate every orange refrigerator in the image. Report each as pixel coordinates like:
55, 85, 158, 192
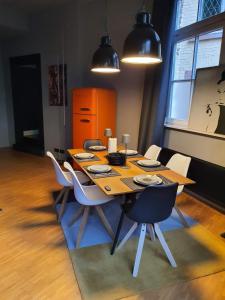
72, 88, 116, 148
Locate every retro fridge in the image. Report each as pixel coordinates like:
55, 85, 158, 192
72, 88, 116, 148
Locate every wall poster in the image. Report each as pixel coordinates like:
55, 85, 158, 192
48, 64, 67, 106
189, 65, 225, 136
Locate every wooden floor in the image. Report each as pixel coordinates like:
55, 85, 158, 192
0, 149, 224, 300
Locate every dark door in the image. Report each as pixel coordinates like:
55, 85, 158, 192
10, 54, 44, 155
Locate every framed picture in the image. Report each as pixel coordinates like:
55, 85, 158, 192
189, 65, 225, 136
48, 64, 67, 106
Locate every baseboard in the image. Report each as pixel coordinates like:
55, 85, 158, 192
184, 188, 225, 214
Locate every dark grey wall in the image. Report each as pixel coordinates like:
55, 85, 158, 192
0, 46, 10, 147
1, 0, 153, 151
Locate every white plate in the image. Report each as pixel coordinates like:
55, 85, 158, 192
89, 145, 106, 151
87, 164, 112, 173
137, 159, 161, 167
119, 149, 138, 156
74, 153, 94, 159
133, 175, 162, 186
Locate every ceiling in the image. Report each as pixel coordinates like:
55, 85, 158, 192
0, 0, 73, 14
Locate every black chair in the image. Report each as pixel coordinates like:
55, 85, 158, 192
83, 139, 103, 150
111, 183, 178, 277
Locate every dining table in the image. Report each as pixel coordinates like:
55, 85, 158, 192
67, 148, 195, 196
68, 147, 195, 254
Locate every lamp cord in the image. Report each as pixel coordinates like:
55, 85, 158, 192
140, 0, 147, 11
105, 0, 109, 35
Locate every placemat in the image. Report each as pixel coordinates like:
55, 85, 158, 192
83, 166, 121, 179
120, 175, 174, 191
131, 160, 169, 172
72, 155, 100, 163
125, 153, 143, 158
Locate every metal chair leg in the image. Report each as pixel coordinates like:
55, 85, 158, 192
117, 222, 138, 250
110, 211, 125, 255
133, 223, 146, 277
174, 205, 189, 228
154, 223, 177, 268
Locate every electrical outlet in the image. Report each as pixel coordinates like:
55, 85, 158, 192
59, 149, 65, 154
54, 148, 59, 153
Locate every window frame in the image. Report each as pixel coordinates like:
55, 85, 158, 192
165, 0, 225, 128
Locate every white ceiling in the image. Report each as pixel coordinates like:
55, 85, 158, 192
0, 0, 73, 14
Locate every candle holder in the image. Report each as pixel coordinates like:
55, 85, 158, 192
104, 128, 112, 138
104, 128, 112, 151
121, 134, 131, 169
122, 134, 130, 156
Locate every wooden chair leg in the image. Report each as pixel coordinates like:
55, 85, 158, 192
95, 206, 114, 240
69, 206, 84, 227
57, 187, 70, 222
133, 223, 146, 277
117, 222, 138, 250
76, 207, 90, 248
111, 211, 125, 255
54, 187, 65, 207
174, 205, 189, 228
147, 224, 155, 241
154, 223, 177, 268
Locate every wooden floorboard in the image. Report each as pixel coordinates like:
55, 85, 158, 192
0, 149, 224, 300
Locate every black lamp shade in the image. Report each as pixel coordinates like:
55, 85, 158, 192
121, 12, 162, 64
91, 36, 120, 73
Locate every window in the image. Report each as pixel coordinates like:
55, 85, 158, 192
166, 28, 223, 126
165, 0, 225, 127
202, 0, 222, 19
176, 0, 225, 29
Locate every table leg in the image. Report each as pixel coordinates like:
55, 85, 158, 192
110, 211, 125, 255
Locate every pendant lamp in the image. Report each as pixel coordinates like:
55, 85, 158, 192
91, 36, 120, 73
121, 7, 162, 65
91, 0, 120, 73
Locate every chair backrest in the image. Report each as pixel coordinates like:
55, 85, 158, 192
46, 151, 71, 186
126, 183, 178, 224
166, 153, 191, 177
166, 153, 191, 194
144, 145, 162, 160
63, 162, 90, 205
83, 139, 103, 150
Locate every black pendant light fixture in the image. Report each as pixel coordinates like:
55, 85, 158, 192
121, 1, 162, 65
91, 0, 120, 73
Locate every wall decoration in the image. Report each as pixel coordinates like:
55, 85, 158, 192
48, 64, 67, 106
189, 65, 225, 136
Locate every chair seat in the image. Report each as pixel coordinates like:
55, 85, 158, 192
83, 185, 114, 206
63, 170, 90, 187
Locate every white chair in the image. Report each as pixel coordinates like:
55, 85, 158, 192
64, 162, 115, 248
144, 145, 162, 160
46, 151, 89, 221
166, 153, 191, 227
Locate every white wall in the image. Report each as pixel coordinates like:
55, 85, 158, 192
164, 128, 225, 166
2, 0, 151, 151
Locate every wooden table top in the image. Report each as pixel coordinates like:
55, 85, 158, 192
67, 148, 195, 196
